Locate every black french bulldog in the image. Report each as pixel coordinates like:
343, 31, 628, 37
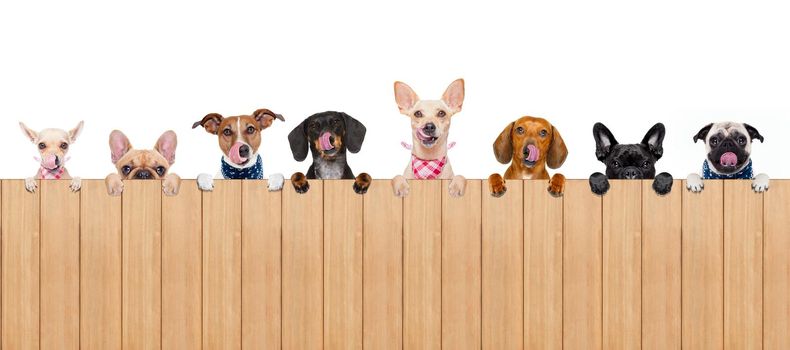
589, 122, 673, 195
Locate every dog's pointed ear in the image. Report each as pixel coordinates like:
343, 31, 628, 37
109, 130, 132, 164
693, 123, 713, 143
342, 112, 366, 154
547, 124, 568, 169
252, 108, 285, 130
192, 113, 224, 134
19, 122, 38, 143
69, 120, 84, 143
441, 78, 465, 113
493, 122, 514, 164
288, 118, 309, 162
394, 81, 419, 113
641, 123, 666, 159
155, 130, 178, 165
744, 123, 764, 143
593, 122, 618, 160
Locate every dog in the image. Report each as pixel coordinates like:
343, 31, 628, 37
105, 130, 181, 196
589, 122, 673, 195
391, 79, 466, 198
192, 108, 286, 192
287, 111, 372, 194
488, 116, 568, 197
686, 122, 768, 193
19, 121, 84, 193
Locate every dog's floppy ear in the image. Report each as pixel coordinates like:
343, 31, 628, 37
342, 112, 366, 154
394, 81, 419, 112
744, 123, 764, 143
493, 122, 514, 164
593, 122, 618, 160
19, 122, 38, 143
155, 130, 178, 165
288, 118, 309, 162
547, 124, 568, 169
693, 123, 713, 143
441, 78, 465, 113
252, 108, 285, 130
641, 123, 666, 159
69, 121, 84, 143
109, 130, 132, 164
192, 113, 224, 135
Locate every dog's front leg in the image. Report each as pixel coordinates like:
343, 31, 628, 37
353, 173, 372, 195
488, 173, 506, 197
392, 175, 410, 197
291, 172, 310, 194
589, 172, 610, 196
448, 175, 466, 198
686, 173, 704, 193
197, 173, 215, 191
548, 173, 566, 197
652, 172, 674, 195
163, 173, 181, 196
70, 176, 82, 192
24, 177, 38, 193
268, 173, 285, 192
752, 173, 770, 193
105, 173, 124, 196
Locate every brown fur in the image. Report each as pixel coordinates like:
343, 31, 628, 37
105, 130, 181, 196
192, 108, 284, 162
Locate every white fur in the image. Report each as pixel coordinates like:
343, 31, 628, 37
752, 173, 769, 192
686, 173, 704, 192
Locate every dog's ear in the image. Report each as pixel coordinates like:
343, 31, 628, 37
192, 113, 224, 134
441, 78, 465, 113
547, 124, 568, 169
252, 108, 285, 130
693, 123, 713, 143
287, 119, 309, 162
69, 120, 84, 143
593, 122, 618, 160
744, 123, 764, 143
19, 122, 38, 143
394, 81, 419, 112
342, 112, 366, 154
109, 130, 132, 164
493, 122, 514, 164
155, 130, 178, 165
641, 123, 666, 159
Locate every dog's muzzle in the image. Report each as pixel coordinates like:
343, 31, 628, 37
621, 167, 642, 179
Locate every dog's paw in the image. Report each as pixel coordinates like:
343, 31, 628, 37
353, 173, 371, 195
268, 173, 285, 192
652, 172, 674, 196
197, 173, 214, 191
106, 175, 124, 196
24, 177, 38, 193
163, 174, 181, 196
70, 177, 82, 192
548, 173, 566, 197
589, 172, 610, 196
686, 173, 704, 193
392, 175, 410, 198
752, 173, 769, 193
488, 173, 507, 198
291, 172, 310, 194
448, 175, 466, 198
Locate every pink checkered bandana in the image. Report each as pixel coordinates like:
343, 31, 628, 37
38, 166, 65, 180
411, 154, 447, 180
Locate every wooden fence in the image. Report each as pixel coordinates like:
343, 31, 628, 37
0, 179, 788, 349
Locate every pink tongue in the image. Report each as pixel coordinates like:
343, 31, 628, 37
720, 152, 738, 167
229, 142, 248, 164
41, 154, 57, 169
526, 144, 539, 162
320, 132, 334, 151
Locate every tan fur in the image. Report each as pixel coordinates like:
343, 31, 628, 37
19, 121, 84, 192
105, 130, 181, 196
193, 109, 284, 164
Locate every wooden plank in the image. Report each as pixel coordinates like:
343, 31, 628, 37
724, 180, 763, 348
80, 180, 122, 349
122, 180, 162, 349
524, 180, 563, 349
202, 180, 242, 349
40, 180, 80, 349
162, 182, 202, 349
403, 180, 442, 349
1, 180, 40, 349
482, 180, 523, 349
241, 180, 281, 349
324, 180, 363, 349
282, 180, 323, 349
563, 180, 602, 350
442, 179, 482, 350
641, 180, 681, 350
363, 180, 403, 349
602, 180, 641, 349
765, 180, 790, 349
682, 179, 724, 349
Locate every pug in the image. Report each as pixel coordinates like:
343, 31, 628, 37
105, 130, 181, 196
686, 122, 768, 193
589, 122, 673, 196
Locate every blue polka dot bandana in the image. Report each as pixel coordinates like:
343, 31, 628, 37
702, 159, 753, 180
221, 154, 263, 180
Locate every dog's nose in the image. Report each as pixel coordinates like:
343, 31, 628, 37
423, 123, 436, 134
54, 156, 61, 166
136, 170, 152, 179
721, 139, 735, 148
329, 135, 335, 144
623, 168, 639, 179
239, 145, 250, 158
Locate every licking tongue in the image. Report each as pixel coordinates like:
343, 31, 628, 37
720, 152, 738, 167
320, 132, 335, 151
229, 142, 248, 164
41, 154, 58, 170
525, 144, 539, 162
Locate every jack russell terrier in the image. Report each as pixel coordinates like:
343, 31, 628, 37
19, 121, 84, 193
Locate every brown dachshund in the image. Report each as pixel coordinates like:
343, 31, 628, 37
488, 116, 568, 197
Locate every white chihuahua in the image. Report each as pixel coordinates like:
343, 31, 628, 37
19, 121, 84, 192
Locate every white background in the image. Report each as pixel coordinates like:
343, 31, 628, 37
1, 0, 787, 181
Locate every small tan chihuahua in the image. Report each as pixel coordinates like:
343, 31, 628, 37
105, 130, 181, 196
20, 121, 84, 193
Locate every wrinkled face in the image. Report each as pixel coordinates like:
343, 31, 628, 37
604, 145, 657, 180
20, 121, 83, 171
510, 117, 554, 168
704, 123, 753, 174
394, 79, 464, 149
306, 114, 345, 160
109, 130, 177, 180
192, 109, 283, 167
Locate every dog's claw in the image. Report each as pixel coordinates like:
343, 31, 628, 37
392, 176, 410, 198
686, 173, 704, 193
24, 178, 38, 193
291, 172, 310, 194
752, 173, 770, 193
70, 177, 82, 192
448, 175, 466, 198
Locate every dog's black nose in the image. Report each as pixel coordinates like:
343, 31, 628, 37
329, 135, 335, 144
424, 123, 436, 134
239, 145, 250, 158
623, 168, 639, 179
721, 139, 735, 148
136, 170, 152, 179
54, 156, 61, 167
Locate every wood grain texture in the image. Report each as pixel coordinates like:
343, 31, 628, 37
1, 180, 40, 349
482, 180, 523, 349
363, 180, 403, 349
202, 180, 242, 349
403, 180, 442, 349
724, 180, 763, 349
241, 180, 281, 349
602, 180, 641, 349
764, 180, 790, 349
40, 180, 80, 349
282, 180, 323, 349
641, 180, 681, 350
122, 180, 162, 349
682, 179, 724, 350
524, 180, 563, 350
563, 180, 602, 350
80, 180, 122, 350
162, 182, 202, 349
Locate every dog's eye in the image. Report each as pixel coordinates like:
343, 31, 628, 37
612, 161, 621, 168
247, 126, 256, 134
60, 142, 69, 150
540, 129, 548, 137
642, 161, 651, 168
437, 110, 446, 118
156, 166, 166, 176
223, 129, 232, 136
710, 137, 719, 146
38, 142, 46, 150
414, 111, 423, 118
122, 165, 132, 175
737, 136, 747, 145
516, 127, 525, 135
